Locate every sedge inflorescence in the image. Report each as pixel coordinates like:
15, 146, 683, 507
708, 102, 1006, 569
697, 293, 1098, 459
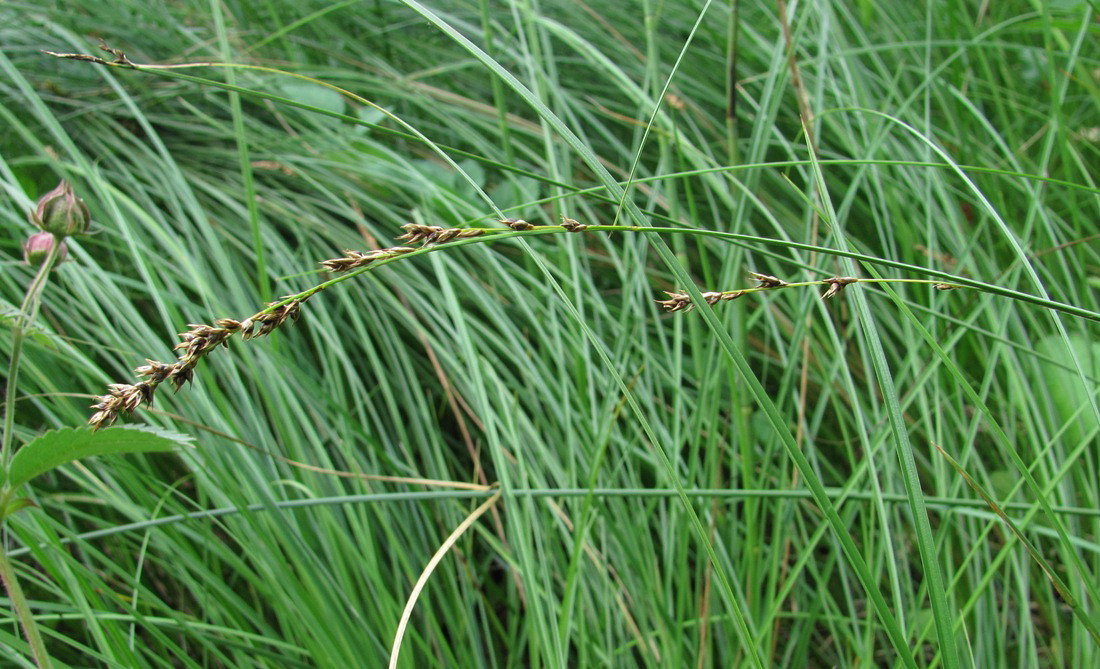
87, 218, 507, 428
89, 213, 955, 429
89, 304, 302, 430
657, 272, 867, 313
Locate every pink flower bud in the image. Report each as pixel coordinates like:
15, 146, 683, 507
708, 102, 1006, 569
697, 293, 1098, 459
22, 232, 67, 268
29, 180, 90, 237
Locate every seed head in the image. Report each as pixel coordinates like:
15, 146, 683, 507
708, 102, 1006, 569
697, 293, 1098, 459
396, 224, 445, 244
749, 272, 787, 288
656, 291, 729, 312
560, 216, 587, 232
821, 276, 859, 299
396, 223, 483, 245
321, 246, 416, 272
500, 218, 534, 231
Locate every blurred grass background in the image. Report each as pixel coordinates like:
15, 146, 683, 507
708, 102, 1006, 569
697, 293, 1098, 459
1, 0, 1099, 666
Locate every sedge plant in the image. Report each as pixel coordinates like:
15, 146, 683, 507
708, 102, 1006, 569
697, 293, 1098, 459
2, 2, 1099, 667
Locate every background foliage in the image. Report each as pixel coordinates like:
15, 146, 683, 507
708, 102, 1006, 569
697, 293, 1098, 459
1, 0, 1098, 666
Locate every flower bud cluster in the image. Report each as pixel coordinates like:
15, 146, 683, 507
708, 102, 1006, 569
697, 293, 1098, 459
499, 218, 534, 231
22, 180, 90, 270
240, 301, 301, 340
820, 276, 859, 299
30, 180, 90, 236
559, 216, 587, 232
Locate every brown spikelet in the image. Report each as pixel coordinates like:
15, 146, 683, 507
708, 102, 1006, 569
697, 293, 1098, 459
749, 272, 787, 288
320, 250, 373, 272
656, 291, 732, 312
88, 316, 276, 428
396, 223, 484, 245
560, 215, 588, 232
135, 359, 173, 383
656, 292, 694, 312
500, 218, 534, 231
86, 214, 534, 429
396, 223, 444, 244
821, 276, 859, 299
320, 246, 417, 273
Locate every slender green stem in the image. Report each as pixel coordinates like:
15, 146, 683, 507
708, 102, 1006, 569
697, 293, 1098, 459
211, 0, 269, 301
2, 237, 65, 477
695, 277, 960, 300
0, 545, 51, 668
42, 55, 1100, 199
9, 486, 1100, 560
0, 236, 63, 669
725, 0, 740, 166
266, 224, 1098, 323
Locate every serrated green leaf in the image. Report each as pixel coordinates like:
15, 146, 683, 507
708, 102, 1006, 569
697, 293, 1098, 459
6, 425, 191, 490
1, 301, 59, 350
0, 497, 37, 517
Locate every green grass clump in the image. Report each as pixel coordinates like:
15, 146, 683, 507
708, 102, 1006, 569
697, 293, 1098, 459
1, 1, 1098, 667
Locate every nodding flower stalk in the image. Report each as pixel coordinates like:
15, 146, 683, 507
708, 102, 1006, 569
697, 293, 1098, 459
84, 214, 977, 430
5, 180, 91, 468
2, 179, 91, 669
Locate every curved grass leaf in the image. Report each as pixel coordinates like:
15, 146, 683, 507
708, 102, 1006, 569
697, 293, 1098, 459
1034, 334, 1100, 446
